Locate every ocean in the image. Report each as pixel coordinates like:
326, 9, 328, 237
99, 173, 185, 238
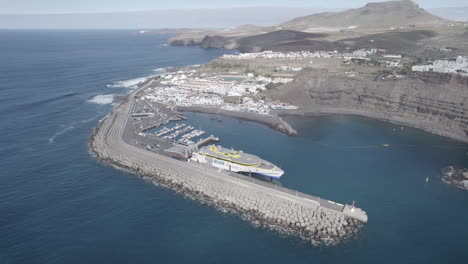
1, 30, 467, 264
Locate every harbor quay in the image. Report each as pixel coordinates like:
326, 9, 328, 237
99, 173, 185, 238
90, 80, 368, 246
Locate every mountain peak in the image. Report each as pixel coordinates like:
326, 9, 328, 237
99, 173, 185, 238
364, 0, 419, 10
280, 0, 448, 30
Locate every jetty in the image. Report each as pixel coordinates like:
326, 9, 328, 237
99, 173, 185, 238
90, 79, 367, 246
192, 135, 220, 150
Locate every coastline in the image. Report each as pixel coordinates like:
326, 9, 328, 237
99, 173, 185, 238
87, 37, 466, 247
89, 81, 368, 246
441, 166, 468, 190
176, 105, 297, 136
178, 102, 468, 144
274, 107, 468, 144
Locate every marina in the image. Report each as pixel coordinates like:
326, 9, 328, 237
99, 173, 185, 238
4, 29, 468, 264
90, 79, 368, 246
129, 84, 287, 180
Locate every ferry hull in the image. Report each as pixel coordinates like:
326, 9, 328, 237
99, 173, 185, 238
190, 152, 284, 179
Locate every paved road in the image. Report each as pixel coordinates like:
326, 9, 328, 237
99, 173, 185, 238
97, 80, 368, 223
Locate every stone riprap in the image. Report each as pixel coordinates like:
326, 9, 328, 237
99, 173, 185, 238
90, 82, 367, 246
177, 105, 297, 136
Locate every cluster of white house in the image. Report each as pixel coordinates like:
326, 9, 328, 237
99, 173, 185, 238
143, 86, 225, 106
412, 56, 468, 76
275, 66, 303, 72
142, 71, 297, 114
221, 98, 271, 114
222, 49, 385, 60
222, 49, 403, 68
255, 76, 294, 84
157, 71, 292, 97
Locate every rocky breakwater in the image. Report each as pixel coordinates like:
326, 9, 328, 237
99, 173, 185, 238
89, 84, 367, 246
441, 165, 468, 190
268, 69, 468, 143
177, 105, 297, 136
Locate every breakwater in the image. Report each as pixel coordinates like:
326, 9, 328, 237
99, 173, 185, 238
177, 105, 298, 136
90, 82, 367, 246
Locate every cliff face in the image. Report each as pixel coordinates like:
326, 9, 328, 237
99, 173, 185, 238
199, 35, 239, 49
269, 69, 468, 142
171, 28, 439, 55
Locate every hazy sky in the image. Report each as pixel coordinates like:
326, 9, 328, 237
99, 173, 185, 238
1, 0, 467, 14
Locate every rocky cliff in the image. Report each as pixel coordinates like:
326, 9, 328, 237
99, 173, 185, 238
193, 29, 437, 54
268, 69, 468, 142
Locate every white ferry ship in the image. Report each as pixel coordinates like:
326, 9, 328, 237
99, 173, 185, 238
190, 145, 284, 179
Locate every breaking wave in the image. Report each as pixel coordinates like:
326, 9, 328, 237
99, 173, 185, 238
153, 67, 168, 73
106, 77, 150, 88
107, 68, 167, 89
87, 94, 115, 105
48, 115, 99, 143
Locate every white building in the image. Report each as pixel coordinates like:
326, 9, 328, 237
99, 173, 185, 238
412, 56, 468, 76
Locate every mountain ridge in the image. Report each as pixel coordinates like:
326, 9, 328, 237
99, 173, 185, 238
280, 0, 448, 30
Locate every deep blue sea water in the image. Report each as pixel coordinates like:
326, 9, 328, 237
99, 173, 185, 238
1, 30, 468, 264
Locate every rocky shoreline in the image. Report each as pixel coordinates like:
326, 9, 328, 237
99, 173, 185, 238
441, 165, 468, 190
269, 69, 468, 144
180, 103, 468, 144
89, 84, 366, 247
277, 107, 468, 144
177, 105, 297, 136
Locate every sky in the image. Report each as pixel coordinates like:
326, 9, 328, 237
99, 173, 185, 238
1, 0, 467, 14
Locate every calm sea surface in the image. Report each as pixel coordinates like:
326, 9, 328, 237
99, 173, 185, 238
1, 30, 467, 264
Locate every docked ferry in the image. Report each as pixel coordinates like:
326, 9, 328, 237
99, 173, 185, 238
190, 145, 284, 179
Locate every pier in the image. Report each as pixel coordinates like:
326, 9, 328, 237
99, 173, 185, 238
191, 135, 220, 151
90, 79, 367, 246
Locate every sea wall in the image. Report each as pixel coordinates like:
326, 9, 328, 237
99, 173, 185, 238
269, 69, 468, 143
89, 86, 366, 246
177, 105, 297, 136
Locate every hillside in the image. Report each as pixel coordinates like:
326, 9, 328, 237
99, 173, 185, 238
280, 0, 448, 31
267, 69, 468, 142
168, 0, 453, 53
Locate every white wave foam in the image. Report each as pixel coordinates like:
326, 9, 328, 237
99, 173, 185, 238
48, 115, 100, 143
87, 94, 114, 105
49, 125, 75, 143
80, 115, 98, 123
153, 67, 167, 72
107, 69, 172, 89
107, 77, 150, 88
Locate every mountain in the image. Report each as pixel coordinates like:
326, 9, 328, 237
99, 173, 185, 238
280, 0, 448, 31
168, 0, 454, 54
1, 2, 462, 30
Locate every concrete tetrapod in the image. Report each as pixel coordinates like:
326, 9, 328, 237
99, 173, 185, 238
89, 80, 368, 246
